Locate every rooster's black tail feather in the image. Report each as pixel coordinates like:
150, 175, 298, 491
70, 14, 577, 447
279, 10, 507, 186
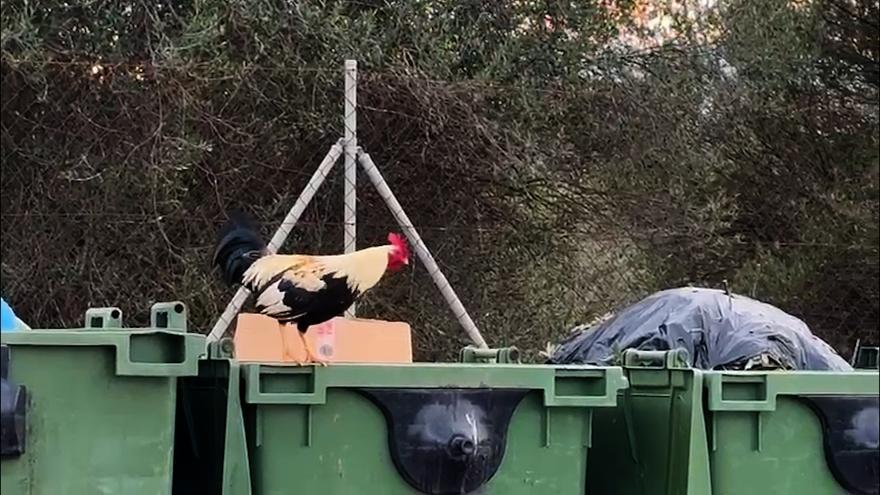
213, 209, 267, 287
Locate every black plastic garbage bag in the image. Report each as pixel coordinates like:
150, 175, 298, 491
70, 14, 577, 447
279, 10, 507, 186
548, 287, 852, 371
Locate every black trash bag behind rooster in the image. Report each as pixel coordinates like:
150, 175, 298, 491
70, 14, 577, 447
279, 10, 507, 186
547, 287, 852, 371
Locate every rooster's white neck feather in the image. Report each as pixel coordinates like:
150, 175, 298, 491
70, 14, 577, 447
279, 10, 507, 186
242, 245, 394, 294
315, 245, 393, 292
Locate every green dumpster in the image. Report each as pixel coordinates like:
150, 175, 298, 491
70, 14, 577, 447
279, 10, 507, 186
587, 349, 880, 495
230, 359, 627, 494
586, 349, 712, 495
173, 354, 252, 495
0, 303, 205, 495
705, 369, 879, 495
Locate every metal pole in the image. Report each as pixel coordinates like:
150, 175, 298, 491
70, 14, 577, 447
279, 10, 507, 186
343, 59, 358, 317
207, 141, 345, 343
357, 150, 488, 349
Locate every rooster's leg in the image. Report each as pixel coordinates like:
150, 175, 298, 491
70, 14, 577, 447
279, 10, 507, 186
279, 326, 305, 365
298, 331, 329, 366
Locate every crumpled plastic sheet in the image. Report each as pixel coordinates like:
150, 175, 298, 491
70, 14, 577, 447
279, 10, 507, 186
548, 287, 852, 371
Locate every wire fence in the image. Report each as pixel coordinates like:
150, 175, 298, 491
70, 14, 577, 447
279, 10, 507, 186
1, 57, 877, 361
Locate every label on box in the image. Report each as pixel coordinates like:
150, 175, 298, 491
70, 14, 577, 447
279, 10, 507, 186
313, 321, 337, 359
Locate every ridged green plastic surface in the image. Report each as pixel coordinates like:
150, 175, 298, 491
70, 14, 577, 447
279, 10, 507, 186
587, 350, 880, 495
587, 353, 713, 495
6, 327, 875, 495
0, 305, 206, 495
237, 363, 628, 494
173, 359, 252, 495
705, 370, 879, 495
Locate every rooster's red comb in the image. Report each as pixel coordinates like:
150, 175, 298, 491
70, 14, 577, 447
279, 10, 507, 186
388, 232, 409, 256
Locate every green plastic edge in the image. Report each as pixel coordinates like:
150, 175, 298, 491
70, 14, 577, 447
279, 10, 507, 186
222, 360, 253, 495
1, 329, 207, 377
241, 362, 629, 407
683, 370, 713, 495
619, 365, 714, 495
705, 370, 880, 412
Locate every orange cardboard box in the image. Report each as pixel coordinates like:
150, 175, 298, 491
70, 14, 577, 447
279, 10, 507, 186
233, 313, 413, 364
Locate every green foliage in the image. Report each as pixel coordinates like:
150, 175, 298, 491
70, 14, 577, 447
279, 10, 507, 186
1, 0, 877, 360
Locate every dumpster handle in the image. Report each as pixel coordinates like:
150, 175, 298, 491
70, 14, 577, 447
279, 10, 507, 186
706, 372, 880, 412
242, 364, 629, 408
0, 330, 205, 377
116, 332, 205, 377
622, 349, 690, 369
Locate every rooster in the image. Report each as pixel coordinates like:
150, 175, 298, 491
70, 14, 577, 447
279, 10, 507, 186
213, 210, 410, 364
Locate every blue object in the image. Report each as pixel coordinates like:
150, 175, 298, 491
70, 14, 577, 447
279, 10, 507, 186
1, 298, 26, 332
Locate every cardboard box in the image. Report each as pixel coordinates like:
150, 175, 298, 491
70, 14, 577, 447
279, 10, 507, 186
233, 313, 413, 364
